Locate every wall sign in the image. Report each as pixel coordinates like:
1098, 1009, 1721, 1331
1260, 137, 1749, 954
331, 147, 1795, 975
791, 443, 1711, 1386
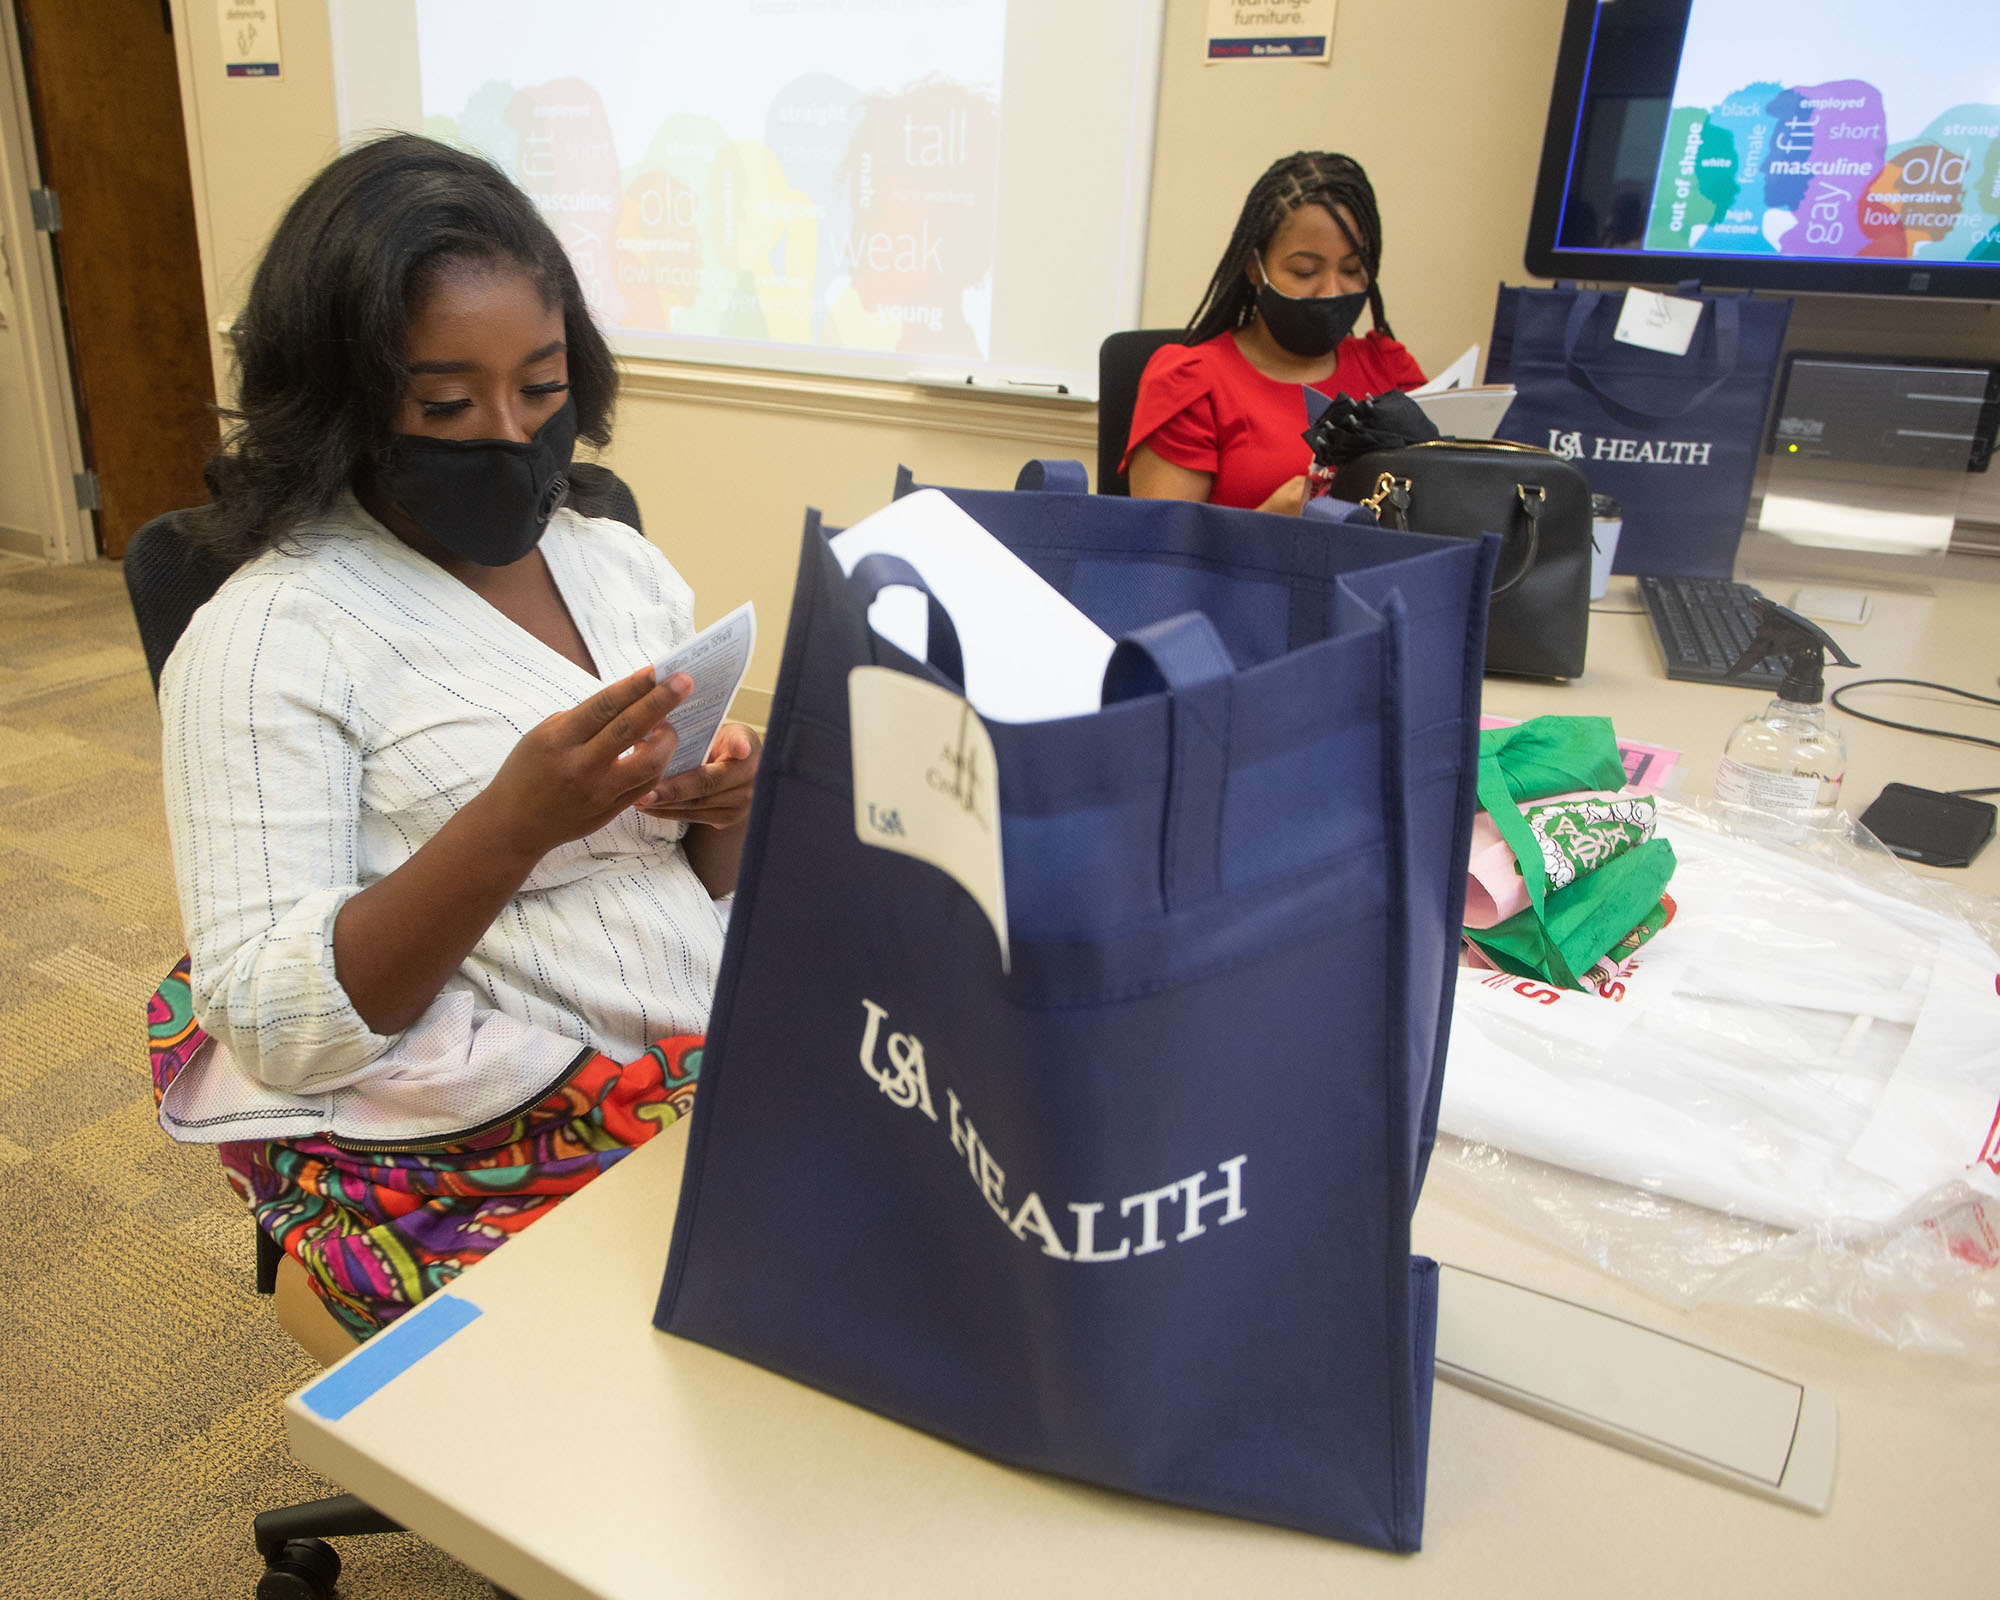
1205, 0, 1336, 63
218, 1, 283, 80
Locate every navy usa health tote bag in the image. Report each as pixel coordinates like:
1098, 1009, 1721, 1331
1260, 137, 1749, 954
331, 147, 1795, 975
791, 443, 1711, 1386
1487, 285, 1792, 578
656, 462, 1494, 1550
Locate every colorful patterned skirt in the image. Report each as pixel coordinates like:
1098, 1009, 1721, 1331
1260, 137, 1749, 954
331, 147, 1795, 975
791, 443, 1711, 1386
148, 957, 701, 1341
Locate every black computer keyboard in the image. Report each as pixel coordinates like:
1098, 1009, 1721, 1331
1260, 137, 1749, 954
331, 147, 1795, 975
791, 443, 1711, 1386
1636, 575, 1786, 688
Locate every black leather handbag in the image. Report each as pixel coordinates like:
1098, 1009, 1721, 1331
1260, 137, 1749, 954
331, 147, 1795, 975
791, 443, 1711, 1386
1331, 440, 1591, 680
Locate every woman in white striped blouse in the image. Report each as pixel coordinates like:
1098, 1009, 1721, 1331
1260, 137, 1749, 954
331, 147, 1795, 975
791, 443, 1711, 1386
153, 135, 758, 1338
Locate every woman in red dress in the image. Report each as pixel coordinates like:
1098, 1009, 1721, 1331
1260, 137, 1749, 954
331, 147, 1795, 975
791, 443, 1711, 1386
1124, 152, 1425, 513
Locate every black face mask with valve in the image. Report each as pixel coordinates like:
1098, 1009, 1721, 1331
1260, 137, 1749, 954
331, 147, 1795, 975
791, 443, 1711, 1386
1252, 262, 1369, 360
366, 396, 578, 566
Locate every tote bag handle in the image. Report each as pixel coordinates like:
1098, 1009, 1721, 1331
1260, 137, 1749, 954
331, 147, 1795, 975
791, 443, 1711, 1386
1300, 494, 1377, 526
844, 552, 967, 688
1562, 291, 1741, 427
1014, 459, 1091, 494
1100, 611, 1235, 911
899, 459, 1092, 498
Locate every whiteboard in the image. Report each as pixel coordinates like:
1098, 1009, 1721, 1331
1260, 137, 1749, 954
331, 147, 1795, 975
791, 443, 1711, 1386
327, 0, 1163, 398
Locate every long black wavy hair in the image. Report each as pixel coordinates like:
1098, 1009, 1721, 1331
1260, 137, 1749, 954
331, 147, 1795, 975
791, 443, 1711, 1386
1183, 151, 1393, 348
186, 133, 621, 565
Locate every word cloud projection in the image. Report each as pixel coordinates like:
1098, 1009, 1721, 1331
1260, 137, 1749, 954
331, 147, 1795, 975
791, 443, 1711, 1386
1642, 0, 2000, 263
419, 0, 1007, 364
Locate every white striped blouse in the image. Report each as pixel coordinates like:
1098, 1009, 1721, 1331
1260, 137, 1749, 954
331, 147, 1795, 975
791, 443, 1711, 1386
157, 495, 726, 1144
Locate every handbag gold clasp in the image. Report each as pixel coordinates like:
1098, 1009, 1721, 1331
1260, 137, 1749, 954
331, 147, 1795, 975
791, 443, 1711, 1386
1361, 472, 1411, 516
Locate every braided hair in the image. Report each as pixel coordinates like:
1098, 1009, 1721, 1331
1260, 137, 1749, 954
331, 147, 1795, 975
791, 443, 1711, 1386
1183, 152, 1392, 348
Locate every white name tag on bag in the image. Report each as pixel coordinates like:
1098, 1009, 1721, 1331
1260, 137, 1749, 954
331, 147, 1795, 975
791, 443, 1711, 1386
1613, 288, 1703, 357
848, 666, 1009, 970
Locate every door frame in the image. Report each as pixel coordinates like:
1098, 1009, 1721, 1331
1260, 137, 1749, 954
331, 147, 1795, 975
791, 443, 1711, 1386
0, 0, 94, 564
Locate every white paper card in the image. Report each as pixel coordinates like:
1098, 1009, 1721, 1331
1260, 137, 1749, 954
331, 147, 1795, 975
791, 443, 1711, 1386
849, 666, 1009, 970
650, 601, 757, 777
828, 490, 1115, 724
1410, 387, 1517, 440
1410, 344, 1481, 395
1614, 288, 1702, 357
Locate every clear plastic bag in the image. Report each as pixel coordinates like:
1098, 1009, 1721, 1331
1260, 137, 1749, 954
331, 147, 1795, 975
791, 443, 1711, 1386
1436, 798, 2000, 1357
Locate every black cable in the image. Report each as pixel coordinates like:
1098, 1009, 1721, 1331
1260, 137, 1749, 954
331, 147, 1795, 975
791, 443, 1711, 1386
1828, 677, 2000, 797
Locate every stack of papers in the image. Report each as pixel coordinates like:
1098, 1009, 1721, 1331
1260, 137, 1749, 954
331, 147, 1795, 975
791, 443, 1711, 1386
1409, 344, 1517, 440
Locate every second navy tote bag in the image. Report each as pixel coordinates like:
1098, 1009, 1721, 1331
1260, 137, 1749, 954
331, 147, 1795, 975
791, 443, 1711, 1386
656, 464, 1494, 1550
1487, 284, 1792, 577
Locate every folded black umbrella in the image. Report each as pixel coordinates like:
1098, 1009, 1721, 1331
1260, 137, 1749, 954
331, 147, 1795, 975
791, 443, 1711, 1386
1301, 390, 1439, 470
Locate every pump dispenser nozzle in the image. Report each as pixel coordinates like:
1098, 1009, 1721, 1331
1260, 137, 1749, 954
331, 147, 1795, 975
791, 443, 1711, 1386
1715, 594, 1860, 820
1725, 596, 1858, 704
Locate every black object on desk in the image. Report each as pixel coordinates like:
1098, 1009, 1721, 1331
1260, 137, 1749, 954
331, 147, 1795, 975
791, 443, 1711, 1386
1858, 784, 1997, 868
1637, 575, 1785, 688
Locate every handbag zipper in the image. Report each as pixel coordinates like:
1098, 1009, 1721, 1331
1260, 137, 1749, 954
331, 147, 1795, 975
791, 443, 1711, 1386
324, 1042, 599, 1154
1404, 438, 1548, 454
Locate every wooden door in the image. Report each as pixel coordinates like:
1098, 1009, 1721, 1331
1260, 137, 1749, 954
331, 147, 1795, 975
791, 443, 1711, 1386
15, 0, 213, 558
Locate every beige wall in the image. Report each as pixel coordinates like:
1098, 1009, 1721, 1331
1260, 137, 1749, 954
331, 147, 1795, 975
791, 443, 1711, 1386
166, 0, 2000, 703
1141, 0, 1568, 368
167, 0, 1576, 706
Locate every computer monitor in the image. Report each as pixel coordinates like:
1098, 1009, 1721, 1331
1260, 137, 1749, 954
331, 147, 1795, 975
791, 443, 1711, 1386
1525, 0, 2000, 302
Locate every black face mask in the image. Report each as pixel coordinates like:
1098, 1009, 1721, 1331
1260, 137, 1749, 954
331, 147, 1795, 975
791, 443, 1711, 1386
368, 397, 577, 566
1252, 262, 1368, 359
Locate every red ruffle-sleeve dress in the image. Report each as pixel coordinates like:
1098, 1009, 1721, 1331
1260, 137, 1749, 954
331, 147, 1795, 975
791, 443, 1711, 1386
1120, 329, 1427, 510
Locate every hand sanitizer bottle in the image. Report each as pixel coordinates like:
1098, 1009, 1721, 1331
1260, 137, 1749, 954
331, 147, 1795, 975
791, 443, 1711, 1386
1712, 598, 1859, 822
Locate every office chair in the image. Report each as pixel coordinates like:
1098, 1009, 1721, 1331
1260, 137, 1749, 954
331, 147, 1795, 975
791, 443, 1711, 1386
125, 508, 401, 1598
1095, 328, 1185, 495
126, 475, 644, 1599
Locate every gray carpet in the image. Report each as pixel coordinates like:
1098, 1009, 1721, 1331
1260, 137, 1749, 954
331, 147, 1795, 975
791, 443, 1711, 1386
0, 560, 494, 1599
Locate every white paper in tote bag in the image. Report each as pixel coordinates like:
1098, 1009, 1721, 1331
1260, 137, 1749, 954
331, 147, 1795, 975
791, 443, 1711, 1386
828, 490, 1115, 724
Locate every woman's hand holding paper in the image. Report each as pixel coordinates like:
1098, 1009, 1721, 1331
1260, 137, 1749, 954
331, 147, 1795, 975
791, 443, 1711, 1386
636, 723, 763, 829
481, 666, 693, 865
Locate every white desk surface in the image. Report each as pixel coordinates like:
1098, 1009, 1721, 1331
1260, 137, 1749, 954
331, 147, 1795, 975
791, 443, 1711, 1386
287, 553, 2000, 1599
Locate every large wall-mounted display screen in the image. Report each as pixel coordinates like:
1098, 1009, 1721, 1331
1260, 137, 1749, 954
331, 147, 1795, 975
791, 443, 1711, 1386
1525, 0, 2000, 298
329, 0, 1163, 394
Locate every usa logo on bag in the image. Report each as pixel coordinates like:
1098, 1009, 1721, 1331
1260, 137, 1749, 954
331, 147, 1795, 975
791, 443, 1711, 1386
858, 998, 1249, 1263
1546, 429, 1714, 467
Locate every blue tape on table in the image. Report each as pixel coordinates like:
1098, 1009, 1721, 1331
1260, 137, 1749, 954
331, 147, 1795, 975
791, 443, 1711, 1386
301, 1293, 483, 1421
